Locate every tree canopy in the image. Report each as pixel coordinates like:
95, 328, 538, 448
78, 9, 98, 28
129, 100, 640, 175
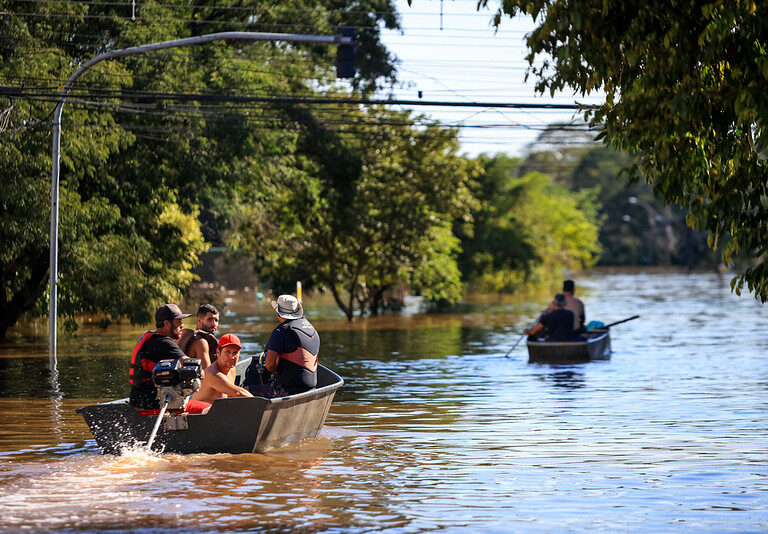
458, 154, 601, 293
3, 0, 734, 337
0, 0, 400, 336
519, 139, 716, 269
485, 0, 768, 300
232, 107, 477, 319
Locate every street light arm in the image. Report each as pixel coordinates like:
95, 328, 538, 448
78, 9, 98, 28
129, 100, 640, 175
48, 31, 353, 360
57, 31, 353, 99
628, 196, 665, 224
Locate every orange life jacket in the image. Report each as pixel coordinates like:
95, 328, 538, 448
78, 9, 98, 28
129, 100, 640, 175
129, 331, 162, 386
278, 347, 319, 372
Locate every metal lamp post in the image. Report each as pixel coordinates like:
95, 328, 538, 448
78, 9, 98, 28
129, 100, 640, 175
48, 31, 354, 361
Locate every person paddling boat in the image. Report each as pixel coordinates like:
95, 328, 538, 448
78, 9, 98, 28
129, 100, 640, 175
524, 293, 577, 342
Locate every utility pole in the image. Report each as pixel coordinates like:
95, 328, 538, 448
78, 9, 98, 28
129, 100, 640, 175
48, 30, 355, 365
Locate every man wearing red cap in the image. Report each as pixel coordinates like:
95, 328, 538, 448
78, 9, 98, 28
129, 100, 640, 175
191, 333, 253, 404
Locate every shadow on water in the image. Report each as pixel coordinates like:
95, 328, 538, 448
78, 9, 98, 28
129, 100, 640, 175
0, 323, 506, 401
0, 354, 130, 399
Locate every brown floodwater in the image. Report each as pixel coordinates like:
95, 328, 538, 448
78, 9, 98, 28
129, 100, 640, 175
1, 271, 768, 532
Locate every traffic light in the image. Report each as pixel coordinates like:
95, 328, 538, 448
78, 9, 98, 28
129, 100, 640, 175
336, 26, 356, 79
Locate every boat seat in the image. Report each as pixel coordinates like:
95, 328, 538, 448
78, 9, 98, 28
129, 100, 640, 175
233, 355, 271, 389
234, 355, 252, 386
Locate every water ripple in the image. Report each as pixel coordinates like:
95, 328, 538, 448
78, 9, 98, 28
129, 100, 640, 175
0, 272, 767, 532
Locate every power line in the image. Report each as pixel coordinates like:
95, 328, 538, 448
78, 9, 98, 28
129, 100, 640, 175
0, 9, 522, 36
4, 0, 502, 22
61, 100, 593, 130
0, 86, 590, 110
6, 0, 403, 19
0, 10, 370, 30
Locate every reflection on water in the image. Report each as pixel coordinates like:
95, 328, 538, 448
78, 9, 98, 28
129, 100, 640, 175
536, 369, 587, 389
1, 272, 768, 532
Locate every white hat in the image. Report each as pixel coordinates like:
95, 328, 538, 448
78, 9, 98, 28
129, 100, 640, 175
271, 294, 304, 320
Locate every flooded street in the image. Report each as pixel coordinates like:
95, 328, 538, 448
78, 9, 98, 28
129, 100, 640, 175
1, 271, 767, 532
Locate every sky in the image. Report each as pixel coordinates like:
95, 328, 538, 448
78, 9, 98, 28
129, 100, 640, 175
378, 0, 605, 156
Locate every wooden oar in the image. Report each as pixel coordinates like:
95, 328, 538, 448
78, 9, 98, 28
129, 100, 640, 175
504, 314, 542, 358
603, 315, 640, 329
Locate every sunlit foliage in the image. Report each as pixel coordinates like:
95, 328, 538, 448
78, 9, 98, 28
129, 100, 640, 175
0, 0, 400, 336
484, 0, 768, 300
459, 154, 601, 293
233, 107, 477, 319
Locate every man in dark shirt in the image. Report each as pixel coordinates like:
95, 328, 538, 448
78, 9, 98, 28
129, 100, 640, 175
128, 303, 210, 413
524, 293, 576, 342
250, 294, 320, 398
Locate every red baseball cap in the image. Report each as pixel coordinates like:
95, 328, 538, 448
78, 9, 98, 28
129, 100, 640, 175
218, 333, 242, 350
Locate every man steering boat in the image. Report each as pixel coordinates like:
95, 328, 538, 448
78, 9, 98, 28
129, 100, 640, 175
129, 304, 211, 415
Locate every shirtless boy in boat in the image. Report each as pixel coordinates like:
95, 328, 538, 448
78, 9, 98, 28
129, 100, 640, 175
191, 334, 253, 404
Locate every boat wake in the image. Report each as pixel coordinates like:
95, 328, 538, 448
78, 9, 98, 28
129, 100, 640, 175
0, 444, 190, 531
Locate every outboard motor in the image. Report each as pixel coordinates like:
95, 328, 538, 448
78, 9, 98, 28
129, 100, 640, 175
245, 351, 273, 387
145, 358, 202, 450
152, 358, 203, 410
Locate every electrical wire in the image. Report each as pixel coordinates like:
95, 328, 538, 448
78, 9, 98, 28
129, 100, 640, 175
0, 85, 590, 109
0, 3, 598, 153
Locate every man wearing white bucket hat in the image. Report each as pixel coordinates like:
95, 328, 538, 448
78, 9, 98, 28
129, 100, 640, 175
251, 294, 320, 398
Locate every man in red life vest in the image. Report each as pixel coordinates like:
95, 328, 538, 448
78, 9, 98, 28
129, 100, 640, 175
129, 304, 211, 414
250, 295, 320, 398
178, 304, 220, 368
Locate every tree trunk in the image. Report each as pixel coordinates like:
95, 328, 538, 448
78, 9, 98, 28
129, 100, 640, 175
356, 291, 369, 317
368, 287, 386, 316
328, 283, 353, 321
347, 281, 359, 320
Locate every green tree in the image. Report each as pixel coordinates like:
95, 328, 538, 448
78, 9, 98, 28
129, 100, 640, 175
459, 154, 601, 292
233, 107, 477, 319
484, 0, 768, 299
517, 124, 721, 268
0, 0, 401, 337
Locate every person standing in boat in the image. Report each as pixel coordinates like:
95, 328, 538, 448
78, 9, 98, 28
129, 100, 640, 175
178, 304, 220, 368
191, 333, 253, 404
561, 279, 586, 334
524, 293, 576, 342
128, 304, 211, 414
251, 294, 320, 398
